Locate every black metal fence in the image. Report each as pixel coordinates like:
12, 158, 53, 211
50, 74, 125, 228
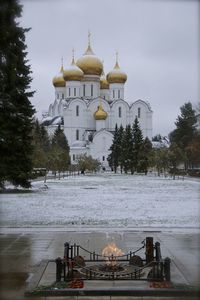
55, 237, 171, 282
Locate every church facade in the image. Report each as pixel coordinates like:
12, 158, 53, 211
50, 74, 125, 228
42, 35, 153, 169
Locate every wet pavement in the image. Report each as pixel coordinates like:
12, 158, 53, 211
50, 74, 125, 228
0, 228, 199, 300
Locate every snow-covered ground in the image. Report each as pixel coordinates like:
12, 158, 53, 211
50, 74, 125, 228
0, 173, 199, 230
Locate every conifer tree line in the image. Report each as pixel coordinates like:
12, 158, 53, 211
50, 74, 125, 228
152, 102, 200, 177
31, 121, 70, 179
108, 102, 200, 177
32, 121, 100, 178
108, 118, 152, 174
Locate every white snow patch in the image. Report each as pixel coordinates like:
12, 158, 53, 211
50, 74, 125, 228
0, 174, 199, 229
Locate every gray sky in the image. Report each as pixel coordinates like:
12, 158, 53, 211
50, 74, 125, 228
20, 0, 199, 136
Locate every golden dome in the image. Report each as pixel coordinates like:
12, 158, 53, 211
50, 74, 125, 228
52, 65, 65, 87
100, 69, 109, 89
76, 33, 103, 76
106, 53, 127, 84
63, 55, 84, 81
94, 103, 108, 120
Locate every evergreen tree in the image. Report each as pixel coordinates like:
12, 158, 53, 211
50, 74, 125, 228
52, 125, 70, 153
49, 125, 70, 175
153, 148, 169, 176
0, 0, 35, 188
107, 124, 117, 172
170, 102, 197, 149
40, 123, 51, 152
138, 137, 152, 174
32, 120, 50, 169
121, 125, 133, 173
107, 124, 123, 173
132, 117, 144, 173
170, 102, 197, 169
168, 143, 185, 179
152, 134, 162, 142
185, 137, 200, 169
48, 144, 70, 179
108, 124, 124, 173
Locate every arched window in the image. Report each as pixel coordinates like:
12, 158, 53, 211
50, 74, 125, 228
118, 90, 120, 99
76, 105, 79, 116
83, 84, 85, 96
74, 88, 76, 97
69, 88, 71, 97
76, 129, 79, 140
119, 107, 122, 118
113, 90, 115, 99
91, 84, 93, 97
138, 107, 141, 118
62, 93, 64, 99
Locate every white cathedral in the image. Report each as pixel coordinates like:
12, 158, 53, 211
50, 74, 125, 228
42, 34, 153, 169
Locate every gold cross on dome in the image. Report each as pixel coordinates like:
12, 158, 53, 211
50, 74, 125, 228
88, 30, 91, 46
116, 51, 119, 63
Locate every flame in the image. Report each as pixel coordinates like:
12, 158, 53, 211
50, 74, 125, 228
102, 243, 124, 266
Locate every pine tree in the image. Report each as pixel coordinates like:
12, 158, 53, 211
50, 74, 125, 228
117, 125, 125, 173
153, 148, 169, 176
132, 117, 144, 173
49, 125, 70, 176
170, 102, 197, 149
138, 137, 152, 174
32, 120, 50, 169
0, 0, 35, 188
52, 125, 70, 153
170, 102, 198, 169
108, 124, 120, 172
121, 125, 133, 173
168, 143, 185, 179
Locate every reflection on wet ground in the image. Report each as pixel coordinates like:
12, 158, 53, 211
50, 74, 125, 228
0, 230, 199, 300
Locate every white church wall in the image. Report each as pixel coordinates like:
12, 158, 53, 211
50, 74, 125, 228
70, 147, 89, 164
109, 83, 124, 100
55, 87, 65, 101
110, 100, 129, 130
146, 111, 153, 139
130, 100, 152, 139
63, 99, 87, 145
89, 130, 113, 168
80, 82, 99, 99
66, 81, 81, 98
100, 89, 110, 101
58, 100, 65, 116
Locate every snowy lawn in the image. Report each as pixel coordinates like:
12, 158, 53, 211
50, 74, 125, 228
0, 173, 199, 229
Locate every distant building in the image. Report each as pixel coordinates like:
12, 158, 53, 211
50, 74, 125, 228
42, 34, 153, 168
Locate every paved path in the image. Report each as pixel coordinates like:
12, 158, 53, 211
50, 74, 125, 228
0, 229, 199, 300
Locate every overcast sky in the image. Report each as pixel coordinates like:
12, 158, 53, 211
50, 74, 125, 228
20, 0, 199, 136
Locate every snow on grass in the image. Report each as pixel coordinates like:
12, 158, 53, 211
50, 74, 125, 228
0, 173, 199, 229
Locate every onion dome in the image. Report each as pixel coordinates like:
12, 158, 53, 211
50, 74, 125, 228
94, 103, 108, 120
100, 68, 109, 89
76, 32, 103, 76
106, 52, 127, 84
63, 50, 84, 81
52, 64, 65, 87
